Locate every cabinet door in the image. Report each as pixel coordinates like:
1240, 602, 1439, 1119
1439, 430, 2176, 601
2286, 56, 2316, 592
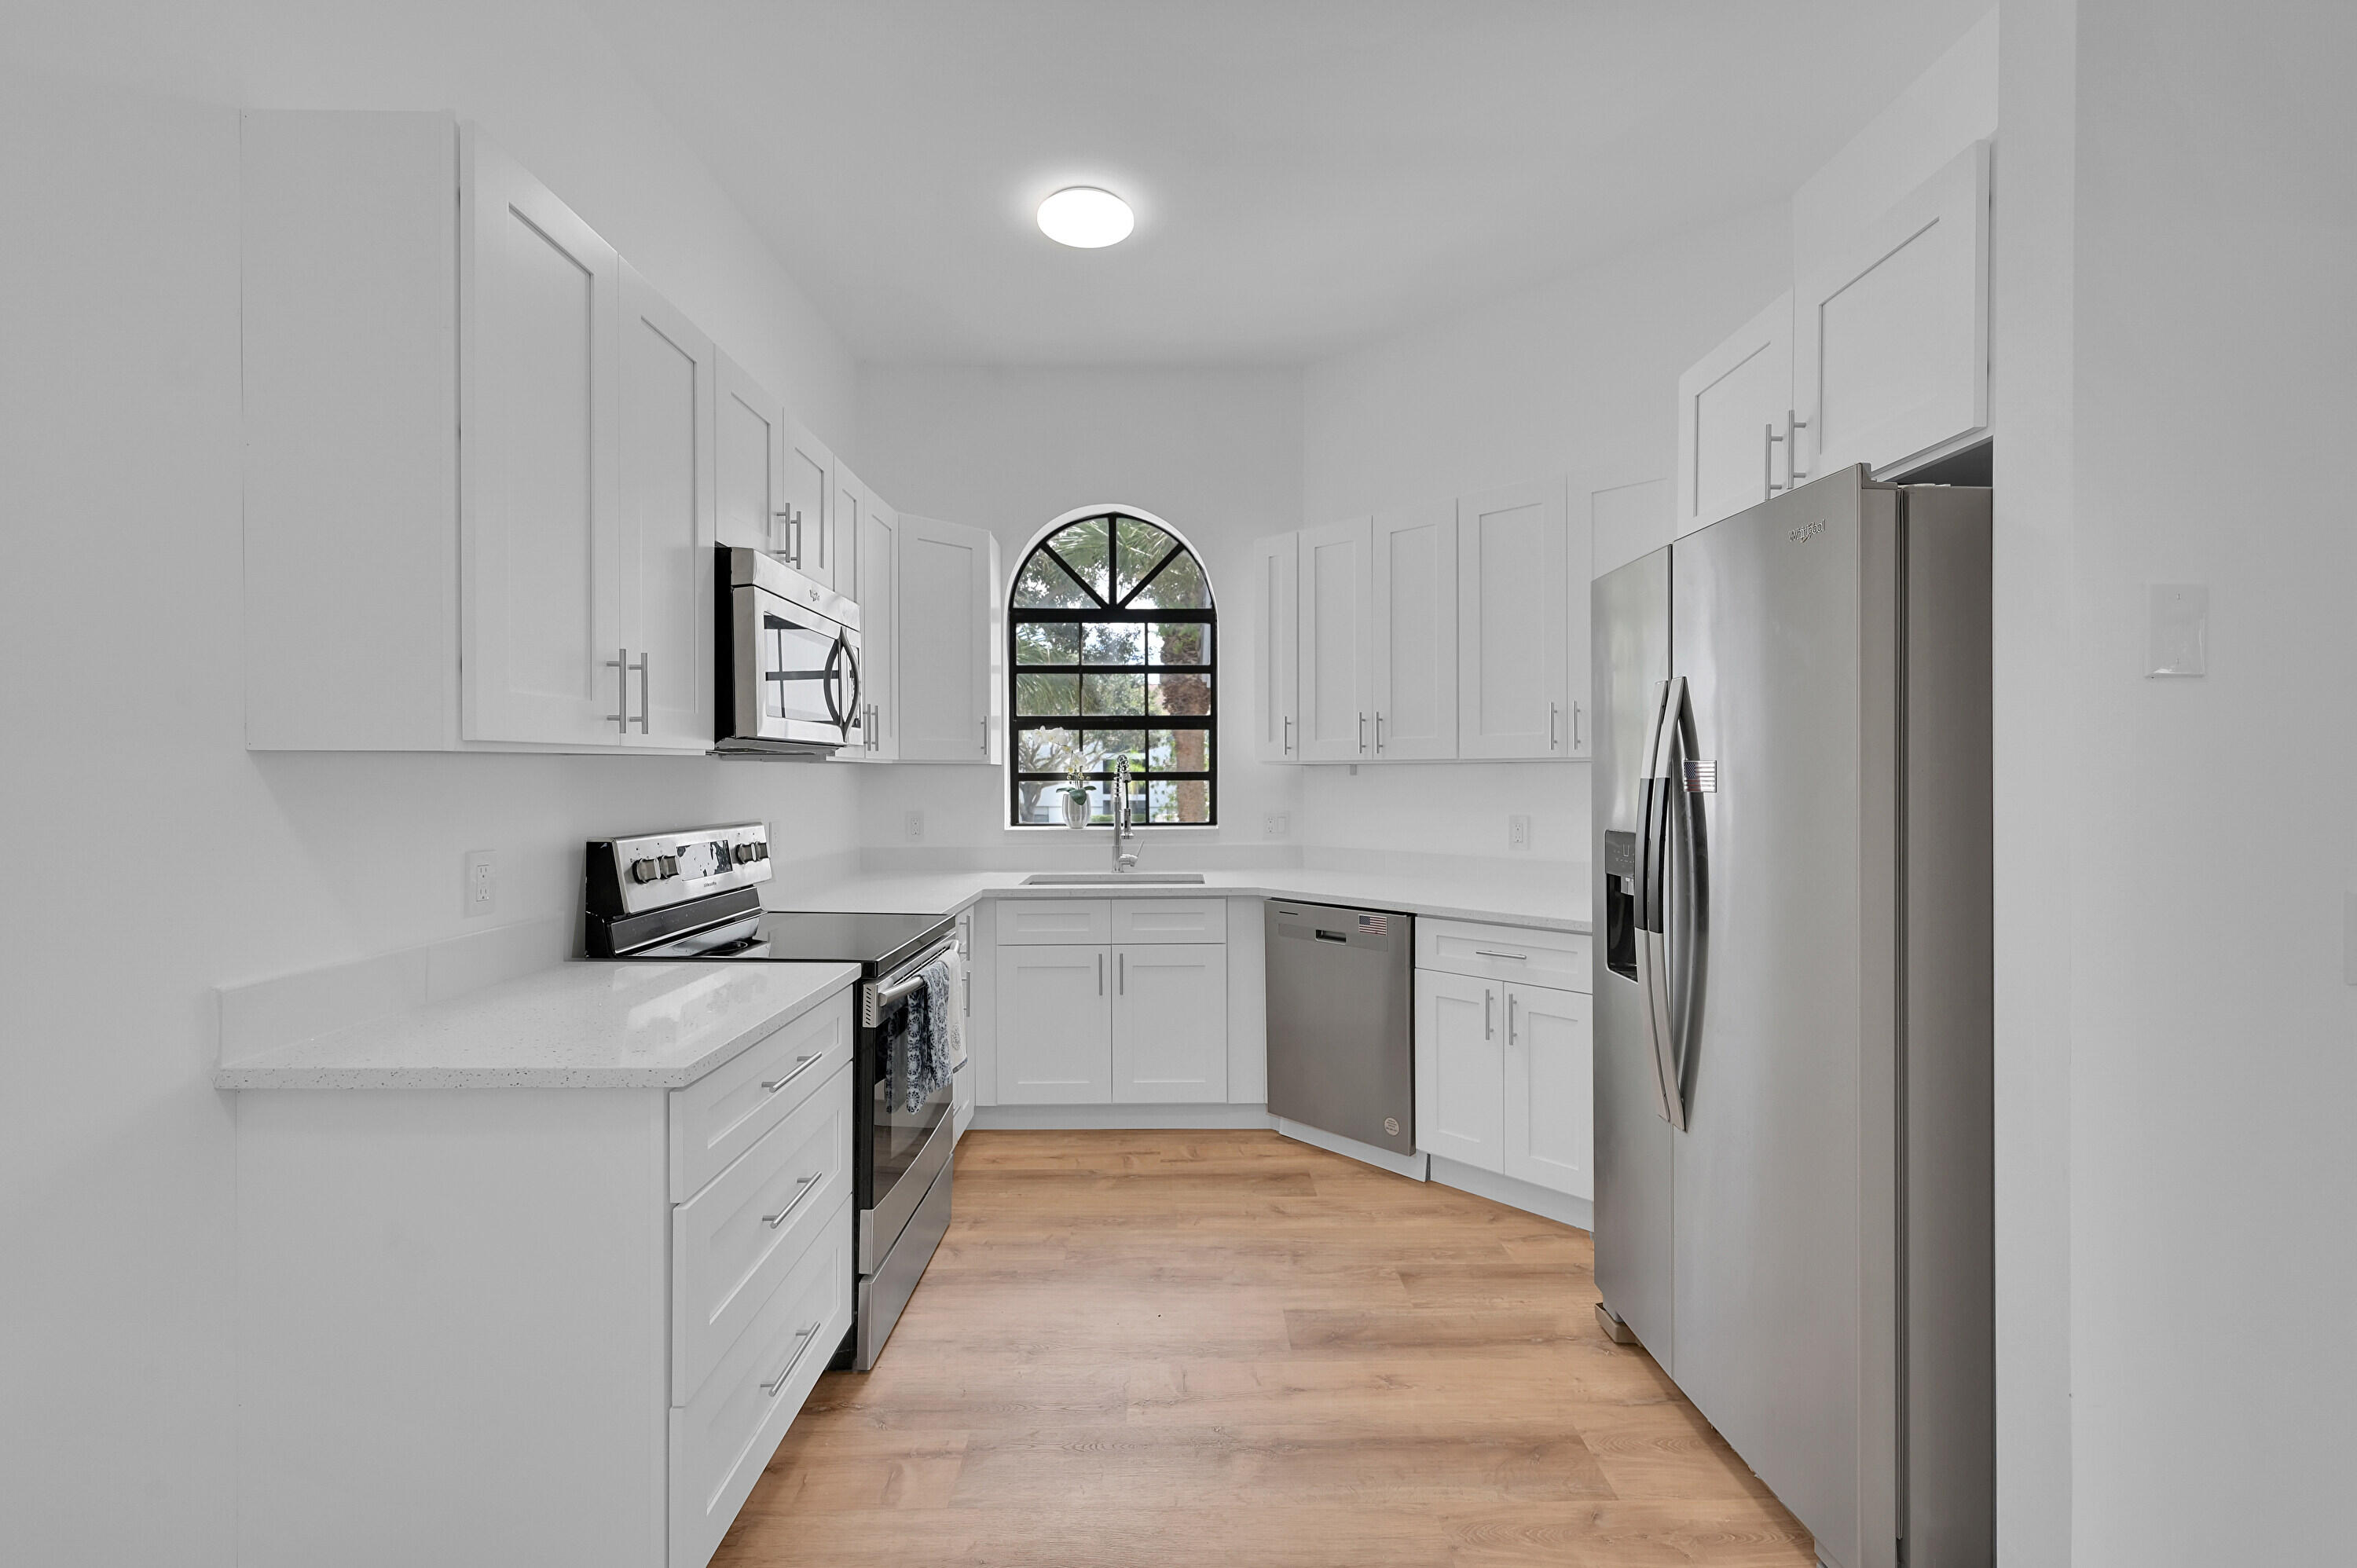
1113, 943, 1228, 1103
995, 944, 1113, 1103
617, 265, 715, 749
713, 351, 780, 556
458, 126, 623, 746
1297, 518, 1373, 761
1457, 481, 1568, 759
1370, 500, 1457, 760
826, 463, 863, 599
896, 515, 999, 762
853, 492, 899, 760
777, 415, 832, 580
1414, 970, 1503, 1171
1795, 141, 1990, 478
1502, 982, 1593, 1199
1567, 469, 1668, 757
1250, 534, 1300, 762
1675, 291, 1794, 536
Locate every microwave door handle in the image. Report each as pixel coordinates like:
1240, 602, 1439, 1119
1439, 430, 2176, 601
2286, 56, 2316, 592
819, 639, 849, 729
838, 637, 862, 738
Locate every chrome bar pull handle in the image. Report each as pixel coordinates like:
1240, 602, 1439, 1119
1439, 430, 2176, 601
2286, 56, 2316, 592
1508, 993, 1517, 1044
1786, 408, 1809, 486
761, 1053, 821, 1094
761, 1321, 824, 1396
1474, 949, 1527, 962
606, 648, 630, 732
1484, 987, 1495, 1040
1765, 422, 1788, 495
1549, 701, 1560, 750
1358, 712, 1367, 754
632, 651, 651, 733
1375, 712, 1385, 753
1572, 701, 1583, 750
1097, 952, 1104, 995
1117, 952, 1125, 994
761, 1174, 819, 1228
1282, 714, 1293, 754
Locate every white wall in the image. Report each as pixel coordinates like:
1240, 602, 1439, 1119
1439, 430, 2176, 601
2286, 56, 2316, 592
2046, 2, 2357, 1559
0, 4, 862, 1561
1296, 200, 1792, 867
851, 365, 1307, 862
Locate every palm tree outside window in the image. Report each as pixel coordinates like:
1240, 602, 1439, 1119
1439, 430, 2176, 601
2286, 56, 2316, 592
1008, 510, 1215, 826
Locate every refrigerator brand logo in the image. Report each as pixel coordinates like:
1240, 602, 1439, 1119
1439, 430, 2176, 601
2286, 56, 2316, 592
1788, 518, 1827, 544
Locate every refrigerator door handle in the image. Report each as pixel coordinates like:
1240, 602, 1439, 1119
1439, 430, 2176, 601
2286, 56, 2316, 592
1634, 678, 1685, 1129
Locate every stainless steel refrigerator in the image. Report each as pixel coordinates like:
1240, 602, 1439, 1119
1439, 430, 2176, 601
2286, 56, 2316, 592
1591, 466, 1993, 1568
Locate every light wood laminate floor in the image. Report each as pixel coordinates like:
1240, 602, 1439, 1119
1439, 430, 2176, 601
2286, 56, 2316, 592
713, 1129, 1813, 1567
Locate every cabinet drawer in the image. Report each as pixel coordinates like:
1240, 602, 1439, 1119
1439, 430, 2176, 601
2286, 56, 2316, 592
673, 1060, 852, 1405
995, 898, 1114, 946
1417, 918, 1591, 992
669, 987, 854, 1200
1109, 898, 1227, 944
669, 1193, 852, 1568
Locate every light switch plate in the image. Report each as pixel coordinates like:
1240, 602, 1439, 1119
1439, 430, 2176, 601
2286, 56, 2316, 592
2147, 584, 2209, 677
1263, 813, 1291, 838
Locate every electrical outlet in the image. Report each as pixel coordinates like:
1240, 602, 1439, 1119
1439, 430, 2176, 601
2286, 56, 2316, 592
463, 849, 497, 918
1508, 815, 1532, 853
1263, 813, 1292, 838
904, 811, 925, 842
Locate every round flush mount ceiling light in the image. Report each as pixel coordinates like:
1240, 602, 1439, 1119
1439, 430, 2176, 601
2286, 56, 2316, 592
1036, 186, 1135, 248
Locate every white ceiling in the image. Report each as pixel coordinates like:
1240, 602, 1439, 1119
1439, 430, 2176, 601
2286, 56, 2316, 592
587, 1, 1991, 367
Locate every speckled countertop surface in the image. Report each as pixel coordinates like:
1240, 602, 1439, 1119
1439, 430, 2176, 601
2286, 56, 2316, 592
790, 866, 1589, 933
214, 958, 860, 1090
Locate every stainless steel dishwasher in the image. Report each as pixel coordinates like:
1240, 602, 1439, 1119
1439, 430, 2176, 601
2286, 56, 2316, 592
1265, 901, 1416, 1156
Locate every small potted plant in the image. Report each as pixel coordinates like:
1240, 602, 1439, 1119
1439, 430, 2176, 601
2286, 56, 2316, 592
1057, 771, 1091, 829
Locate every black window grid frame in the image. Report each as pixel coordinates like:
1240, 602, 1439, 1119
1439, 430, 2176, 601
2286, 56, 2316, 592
1006, 515, 1217, 828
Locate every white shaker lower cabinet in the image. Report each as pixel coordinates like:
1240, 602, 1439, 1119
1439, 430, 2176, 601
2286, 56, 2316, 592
995, 943, 1116, 1103
1414, 919, 1594, 1201
1413, 969, 1505, 1167
1113, 943, 1230, 1101
1501, 983, 1593, 1197
993, 899, 1230, 1105
233, 988, 859, 1568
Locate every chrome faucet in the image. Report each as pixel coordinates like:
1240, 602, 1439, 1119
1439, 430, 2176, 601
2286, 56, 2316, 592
1112, 754, 1139, 874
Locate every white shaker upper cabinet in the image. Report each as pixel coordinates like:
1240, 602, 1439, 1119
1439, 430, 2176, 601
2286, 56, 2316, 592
1569, 467, 1669, 756
896, 515, 1001, 763
1296, 518, 1374, 762
1795, 140, 1991, 480
826, 464, 863, 600
713, 351, 783, 557
458, 125, 625, 747
615, 266, 716, 750
776, 415, 832, 581
1456, 480, 1569, 760
1675, 291, 1796, 537
849, 489, 899, 761
1370, 500, 1457, 760
1249, 534, 1301, 763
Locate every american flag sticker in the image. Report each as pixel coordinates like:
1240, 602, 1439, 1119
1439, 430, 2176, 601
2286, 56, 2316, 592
1359, 914, 1388, 936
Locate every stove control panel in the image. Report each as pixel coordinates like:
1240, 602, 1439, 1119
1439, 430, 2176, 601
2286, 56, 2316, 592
585, 822, 772, 918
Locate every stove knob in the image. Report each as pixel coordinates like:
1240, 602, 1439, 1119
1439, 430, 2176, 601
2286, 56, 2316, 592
753, 842, 768, 862
629, 859, 660, 885
731, 844, 751, 864
659, 855, 679, 878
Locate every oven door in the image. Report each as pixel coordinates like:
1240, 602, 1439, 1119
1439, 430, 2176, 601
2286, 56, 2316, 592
860, 940, 956, 1273
726, 578, 863, 752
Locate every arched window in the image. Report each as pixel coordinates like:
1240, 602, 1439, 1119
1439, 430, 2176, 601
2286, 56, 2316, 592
1008, 509, 1215, 826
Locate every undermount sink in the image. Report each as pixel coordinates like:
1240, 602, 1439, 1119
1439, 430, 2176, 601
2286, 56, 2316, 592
1021, 872, 1207, 885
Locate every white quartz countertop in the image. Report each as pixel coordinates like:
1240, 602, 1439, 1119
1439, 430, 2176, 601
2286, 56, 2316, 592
214, 957, 861, 1090
792, 864, 1589, 933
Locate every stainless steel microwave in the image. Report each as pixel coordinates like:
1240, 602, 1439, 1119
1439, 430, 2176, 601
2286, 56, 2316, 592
714, 546, 863, 757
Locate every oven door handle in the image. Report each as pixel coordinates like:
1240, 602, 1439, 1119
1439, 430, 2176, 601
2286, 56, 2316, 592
863, 937, 955, 1027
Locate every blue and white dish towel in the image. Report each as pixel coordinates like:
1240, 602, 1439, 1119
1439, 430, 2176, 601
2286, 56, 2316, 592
903, 949, 964, 1114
